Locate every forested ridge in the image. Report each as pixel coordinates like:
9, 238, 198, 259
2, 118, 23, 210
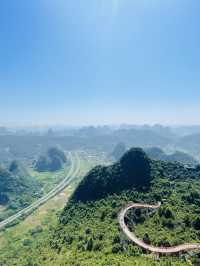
72, 148, 151, 202
1, 148, 200, 265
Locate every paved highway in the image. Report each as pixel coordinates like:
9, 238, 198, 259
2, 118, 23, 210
119, 202, 200, 254
0, 152, 80, 230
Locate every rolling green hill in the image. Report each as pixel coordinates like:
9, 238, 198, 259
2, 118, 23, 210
72, 148, 151, 202
1, 148, 200, 265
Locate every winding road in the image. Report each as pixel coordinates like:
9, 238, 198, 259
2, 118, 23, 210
119, 202, 200, 254
0, 152, 80, 230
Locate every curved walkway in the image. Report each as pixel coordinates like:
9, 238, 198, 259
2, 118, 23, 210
0, 152, 80, 230
119, 202, 200, 254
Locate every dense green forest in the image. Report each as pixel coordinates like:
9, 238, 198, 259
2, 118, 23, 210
72, 148, 151, 202
1, 148, 200, 265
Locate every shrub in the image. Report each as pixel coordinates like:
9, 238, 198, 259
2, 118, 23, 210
86, 238, 93, 251
193, 217, 200, 230
112, 243, 123, 253
93, 242, 103, 251
112, 235, 121, 244
143, 233, 151, 244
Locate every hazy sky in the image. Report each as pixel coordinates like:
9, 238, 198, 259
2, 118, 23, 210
0, 0, 200, 126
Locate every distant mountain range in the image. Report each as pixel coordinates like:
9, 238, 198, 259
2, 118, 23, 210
145, 147, 198, 165
0, 125, 200, 165
111, 143, 198, 165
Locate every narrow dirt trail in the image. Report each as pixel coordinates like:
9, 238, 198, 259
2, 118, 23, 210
119, 203, 200, 254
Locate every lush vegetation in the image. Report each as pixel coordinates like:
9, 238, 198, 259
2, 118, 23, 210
128, 178, 200, 247
0, 161, 41, 220
73, 148, 151, 202
1, 148, 200, 265
35, 147, 67, 172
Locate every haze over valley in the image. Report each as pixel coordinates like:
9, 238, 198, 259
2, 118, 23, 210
1, 1, 200, 265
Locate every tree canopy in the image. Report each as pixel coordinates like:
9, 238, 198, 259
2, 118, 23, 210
73, 148, 152, 202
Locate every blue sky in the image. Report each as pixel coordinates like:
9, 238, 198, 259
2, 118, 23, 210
0, 0, 200, 126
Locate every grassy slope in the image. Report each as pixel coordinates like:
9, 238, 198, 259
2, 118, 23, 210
0, 185, 73, 266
